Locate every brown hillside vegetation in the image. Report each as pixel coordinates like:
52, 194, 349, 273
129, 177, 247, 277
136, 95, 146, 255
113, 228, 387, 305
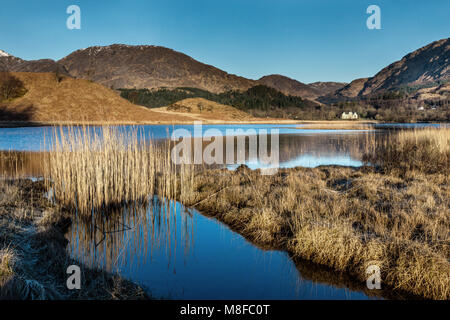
0, 73, 207, 124
0, 73, 294, 124
153, 97, 255, 122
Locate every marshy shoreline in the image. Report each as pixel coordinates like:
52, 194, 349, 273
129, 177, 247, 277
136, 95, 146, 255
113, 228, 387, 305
0, 179, 149, 300
0, 125, 448, 300
1, 163, 447, 300
179, 165, 448, 300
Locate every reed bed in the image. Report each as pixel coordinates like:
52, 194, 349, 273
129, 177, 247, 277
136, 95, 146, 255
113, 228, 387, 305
364, 127, 449, 175
45, 125, 194, 217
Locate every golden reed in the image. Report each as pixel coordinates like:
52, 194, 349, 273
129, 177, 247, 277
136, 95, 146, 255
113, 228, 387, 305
45, 125, 194, 216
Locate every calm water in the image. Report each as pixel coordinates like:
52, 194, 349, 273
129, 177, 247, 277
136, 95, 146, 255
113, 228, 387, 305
0, 123, 377, 169
1, 123, 444, 299
0, 123, 445, 153
67, 197, 374, 300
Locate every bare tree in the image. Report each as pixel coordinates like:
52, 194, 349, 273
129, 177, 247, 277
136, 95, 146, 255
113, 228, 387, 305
0, 72, 26, 101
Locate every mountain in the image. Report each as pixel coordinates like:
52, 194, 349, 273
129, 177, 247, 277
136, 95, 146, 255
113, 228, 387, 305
0, 50, 23, 71
0, 50, 69, 75
333, 78, 369, 98
257, 75, 347, 101
10, 59, 69, 75
257, 74, 320, 99
321, 38, 449, 100
307, 81, 347, 96
58, 44, 257, 92
317, 78, 369, 104
2, 38, 447, 107
360, 38, 449, 95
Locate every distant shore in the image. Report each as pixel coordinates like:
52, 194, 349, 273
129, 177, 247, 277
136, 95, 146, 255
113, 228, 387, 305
2, 119, 448, 129
0, 119, 381, 128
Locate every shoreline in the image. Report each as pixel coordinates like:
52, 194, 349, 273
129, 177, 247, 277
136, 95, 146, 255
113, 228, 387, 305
0, 179, 149, 300
177, 165, 449, 300
4, 119, 446, 129
0, 173, 419, 300
1, 127, 448, 300
1, 163, 447, 300
3, 119, 449, 129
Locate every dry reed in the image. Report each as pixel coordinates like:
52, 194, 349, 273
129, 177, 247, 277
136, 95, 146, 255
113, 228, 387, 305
364, 127, 449, 175
45, 125, 194, 216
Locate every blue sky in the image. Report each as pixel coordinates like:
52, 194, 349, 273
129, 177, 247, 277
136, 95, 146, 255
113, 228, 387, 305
0, 0, 448, 83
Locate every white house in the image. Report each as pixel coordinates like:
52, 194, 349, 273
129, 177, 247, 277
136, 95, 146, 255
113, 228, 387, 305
341, 112, 358, 120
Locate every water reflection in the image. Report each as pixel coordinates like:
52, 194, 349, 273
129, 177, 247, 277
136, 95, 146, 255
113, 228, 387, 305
1, 131, 379, 178
226, 132, 372, 169
67, 196, 379, 299
67, 196, 194, 273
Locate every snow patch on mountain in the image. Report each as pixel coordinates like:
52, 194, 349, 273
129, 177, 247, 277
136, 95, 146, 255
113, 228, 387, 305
0, 49, 11, 57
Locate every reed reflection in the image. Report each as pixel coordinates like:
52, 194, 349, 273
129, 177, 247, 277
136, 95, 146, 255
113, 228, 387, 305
67, 196, 195, 273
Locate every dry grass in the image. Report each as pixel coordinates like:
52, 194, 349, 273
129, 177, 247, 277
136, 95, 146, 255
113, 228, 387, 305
0, 179, 148, 300
184, 165, 449, 299
154, 97, 254, 121
1, 72, 191, 123
45, 125, 194, 216
364, 127, 449, 175
0, 247, 14, 279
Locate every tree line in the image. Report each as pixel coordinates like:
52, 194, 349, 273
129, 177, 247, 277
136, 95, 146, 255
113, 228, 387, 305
119, 85, 449, 122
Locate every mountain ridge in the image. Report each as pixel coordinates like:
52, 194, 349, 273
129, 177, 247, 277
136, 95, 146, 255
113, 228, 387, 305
57, 44, 257, 93
1, 38, 448, 102
327, 38, 450, 100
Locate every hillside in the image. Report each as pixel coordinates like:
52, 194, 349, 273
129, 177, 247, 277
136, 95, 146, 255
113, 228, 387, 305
0, 73, 282, 124
1, 39, 447, 123
360, 38, 449, 95
3, 39, 447, 103
0, 50, 23, 71
119, 85, 320, 119
10, 59, 69, 75
321, 78, 370, 101
413, 82, 450, 101
152, 98, 255, 122
325, 38, 449, 100
257, 74, 320, 100
0, 51, 69, 75
58, 44, 257, 93
0, 72, 193, 123
307, 81, 347, 96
